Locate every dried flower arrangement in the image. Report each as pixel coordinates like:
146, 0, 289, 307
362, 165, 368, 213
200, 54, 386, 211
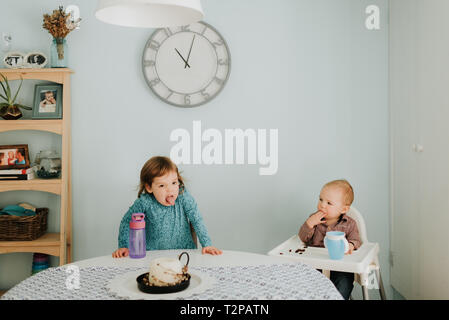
42, 6, 81, 60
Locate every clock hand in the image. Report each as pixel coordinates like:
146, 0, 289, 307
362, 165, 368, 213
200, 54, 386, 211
185, 34, 196, 69
174, 48, 191, 68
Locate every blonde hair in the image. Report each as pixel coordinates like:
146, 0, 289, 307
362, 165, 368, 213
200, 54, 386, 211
137, 156, 185, 198
323, 179, 354, 206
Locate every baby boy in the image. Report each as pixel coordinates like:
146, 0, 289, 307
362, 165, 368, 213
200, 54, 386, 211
298, 179, 361, 299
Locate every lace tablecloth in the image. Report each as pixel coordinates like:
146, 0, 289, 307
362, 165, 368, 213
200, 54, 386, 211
1, 263, 343, 300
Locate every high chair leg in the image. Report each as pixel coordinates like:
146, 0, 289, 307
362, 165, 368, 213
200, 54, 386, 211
362, 285, 369, 300
375, 269, 387, 300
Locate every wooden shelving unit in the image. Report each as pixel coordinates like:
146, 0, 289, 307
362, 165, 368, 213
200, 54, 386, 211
0, 179, 62, 194
0, 119, 63, 135
0, 233, 62, 256
0, 68, 73, 268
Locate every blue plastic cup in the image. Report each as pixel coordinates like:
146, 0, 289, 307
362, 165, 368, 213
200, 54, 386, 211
324, 231, 349, 260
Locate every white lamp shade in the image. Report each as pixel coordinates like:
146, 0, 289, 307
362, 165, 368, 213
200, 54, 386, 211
95, 0, 204, 28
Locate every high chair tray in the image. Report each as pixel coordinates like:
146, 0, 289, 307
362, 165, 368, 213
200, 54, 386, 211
268, 235, 379, 274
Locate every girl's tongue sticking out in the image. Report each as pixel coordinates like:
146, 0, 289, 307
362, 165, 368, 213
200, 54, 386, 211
166, 195, 175, 205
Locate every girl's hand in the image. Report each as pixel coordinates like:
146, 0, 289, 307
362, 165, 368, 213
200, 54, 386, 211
345, 243, 355, 255
112, 248, 129, 258
202, 246, 223, 255
306, 211, 327, 229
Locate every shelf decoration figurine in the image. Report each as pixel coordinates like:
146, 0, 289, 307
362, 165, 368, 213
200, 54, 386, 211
34, 150, 61, 179
42, 5, 81, 68
0, 73, 32, 120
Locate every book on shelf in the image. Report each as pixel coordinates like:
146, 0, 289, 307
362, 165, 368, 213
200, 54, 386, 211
0, 167, 34, 175
0, 172, 36, 181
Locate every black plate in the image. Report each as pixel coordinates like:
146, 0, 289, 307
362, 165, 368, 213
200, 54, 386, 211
136, 273, 191, 294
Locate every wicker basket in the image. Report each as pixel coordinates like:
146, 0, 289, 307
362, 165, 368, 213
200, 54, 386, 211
0, 208, 48, 241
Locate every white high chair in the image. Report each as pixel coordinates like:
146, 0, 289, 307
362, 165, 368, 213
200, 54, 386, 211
267, 206, 387, 300
345, 206, 386, 300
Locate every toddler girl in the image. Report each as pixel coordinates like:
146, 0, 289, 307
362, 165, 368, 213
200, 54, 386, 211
298, 179, 361, 299
113, 156, 222, 258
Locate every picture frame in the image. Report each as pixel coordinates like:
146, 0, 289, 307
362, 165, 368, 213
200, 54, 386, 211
24, 52, 48, 68
0, 144, 31, 170
3, 52, 25, 68
3, 51, 48, 69
32, 84, 63, 119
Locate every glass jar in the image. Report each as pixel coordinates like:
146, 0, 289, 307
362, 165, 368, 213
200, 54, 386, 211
50, 37, 68, 68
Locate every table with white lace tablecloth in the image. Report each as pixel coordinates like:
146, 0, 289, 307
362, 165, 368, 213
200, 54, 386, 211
1, 250, 343, 300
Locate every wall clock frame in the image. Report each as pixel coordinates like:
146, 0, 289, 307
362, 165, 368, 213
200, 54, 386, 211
142, 21, 231, 108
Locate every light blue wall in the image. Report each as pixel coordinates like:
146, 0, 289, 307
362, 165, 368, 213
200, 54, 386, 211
0, 0, 389, 298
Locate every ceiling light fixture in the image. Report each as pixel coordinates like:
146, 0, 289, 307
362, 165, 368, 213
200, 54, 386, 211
95, 0, 204, 28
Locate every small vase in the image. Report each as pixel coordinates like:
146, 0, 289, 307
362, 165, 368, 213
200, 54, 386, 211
51, 37, 68, 68
0, 104, 22, 120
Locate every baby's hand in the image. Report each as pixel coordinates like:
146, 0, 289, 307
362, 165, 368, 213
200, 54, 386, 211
112, 248, 129, 258
345, 243, 355, 255
202, 246, 223, 255
306, 211, 327, 229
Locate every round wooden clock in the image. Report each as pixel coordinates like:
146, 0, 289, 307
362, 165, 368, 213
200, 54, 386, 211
142, 21, 231, 108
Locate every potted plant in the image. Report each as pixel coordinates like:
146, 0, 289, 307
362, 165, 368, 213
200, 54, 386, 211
0, 73, 32, 120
